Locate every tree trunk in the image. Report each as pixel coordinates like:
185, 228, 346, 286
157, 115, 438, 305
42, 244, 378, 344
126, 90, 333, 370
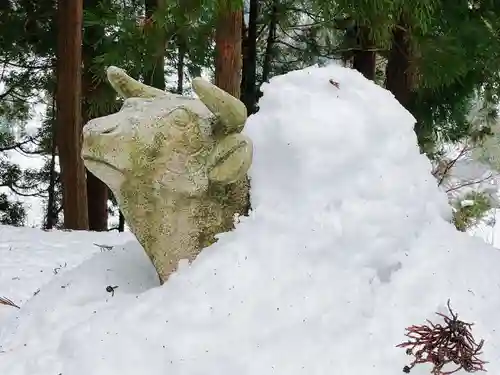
240, 0, 258, 114
85, 173, 108, 230
176, 33, 186, 94
261, 0, 278, 85
56, 0, 89, 230
118, 211, 125, 232
83, 0, 109, 231
352, 25, 376, 81
385, 17, 413, 108
144, 0, 165, 90
45, 96, 58, 230
215, 1, 243, 98
214, 0, 251, 216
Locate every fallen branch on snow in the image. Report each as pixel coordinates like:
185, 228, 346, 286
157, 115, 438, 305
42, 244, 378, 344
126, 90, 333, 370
0, 296, 20, 309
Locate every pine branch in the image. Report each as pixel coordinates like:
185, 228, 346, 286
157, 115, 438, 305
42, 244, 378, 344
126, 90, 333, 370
0, 137, 37, 152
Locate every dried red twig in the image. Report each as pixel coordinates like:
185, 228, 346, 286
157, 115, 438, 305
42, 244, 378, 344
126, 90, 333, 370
397, 300, 487, 374
0, 296, 20, 309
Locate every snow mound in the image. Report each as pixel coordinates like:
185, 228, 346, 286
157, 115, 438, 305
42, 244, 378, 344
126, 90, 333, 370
1, 63, 500, 375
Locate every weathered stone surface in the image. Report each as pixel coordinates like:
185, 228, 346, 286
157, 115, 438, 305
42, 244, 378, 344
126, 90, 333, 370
81, 66, 252, 282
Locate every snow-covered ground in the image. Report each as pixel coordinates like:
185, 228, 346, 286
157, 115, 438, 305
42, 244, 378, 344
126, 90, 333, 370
1, 63, 500, 374
0, 226, 135, 324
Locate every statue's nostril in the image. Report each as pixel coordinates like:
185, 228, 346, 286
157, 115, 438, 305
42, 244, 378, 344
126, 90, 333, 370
83, 118, 118, 136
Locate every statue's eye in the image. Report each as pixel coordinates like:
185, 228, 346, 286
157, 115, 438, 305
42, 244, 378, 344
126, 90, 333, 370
171, 107, 192, 128
101, 125, 118, 135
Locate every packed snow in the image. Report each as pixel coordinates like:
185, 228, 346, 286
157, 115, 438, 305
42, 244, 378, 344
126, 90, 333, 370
1, 63, 500, 375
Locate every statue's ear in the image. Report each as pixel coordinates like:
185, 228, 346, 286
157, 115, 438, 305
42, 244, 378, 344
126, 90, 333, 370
206, 134, 253, 184
107, 66, 167, 99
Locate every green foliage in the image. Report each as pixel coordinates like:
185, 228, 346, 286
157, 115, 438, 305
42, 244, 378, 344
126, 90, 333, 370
0, 193, 25, 226
0, 130, 28, 223
452, 191, 492, 232
409, 1, 500, 150
84, 0, 215, 90
0, 0, 56, 225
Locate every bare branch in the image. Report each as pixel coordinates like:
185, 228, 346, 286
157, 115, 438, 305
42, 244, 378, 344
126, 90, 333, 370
445, 173, 497, 194
435, 144, 471, 186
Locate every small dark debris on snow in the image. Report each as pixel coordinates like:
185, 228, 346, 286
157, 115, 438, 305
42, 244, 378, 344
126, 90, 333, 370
94, 243, 114, 252
106, 285, 119, 297
329, 79, 340, 88
53, 262, 67, 275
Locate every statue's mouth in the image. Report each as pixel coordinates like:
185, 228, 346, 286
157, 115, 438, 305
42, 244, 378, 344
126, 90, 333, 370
82, 155, 124, 175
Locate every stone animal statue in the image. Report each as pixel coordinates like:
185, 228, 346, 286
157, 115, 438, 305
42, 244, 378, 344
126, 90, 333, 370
81, 66, 253, 283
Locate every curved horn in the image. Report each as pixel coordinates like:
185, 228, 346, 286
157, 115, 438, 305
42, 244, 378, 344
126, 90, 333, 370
191, 78, 247, 134
107, 66, 167, 99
